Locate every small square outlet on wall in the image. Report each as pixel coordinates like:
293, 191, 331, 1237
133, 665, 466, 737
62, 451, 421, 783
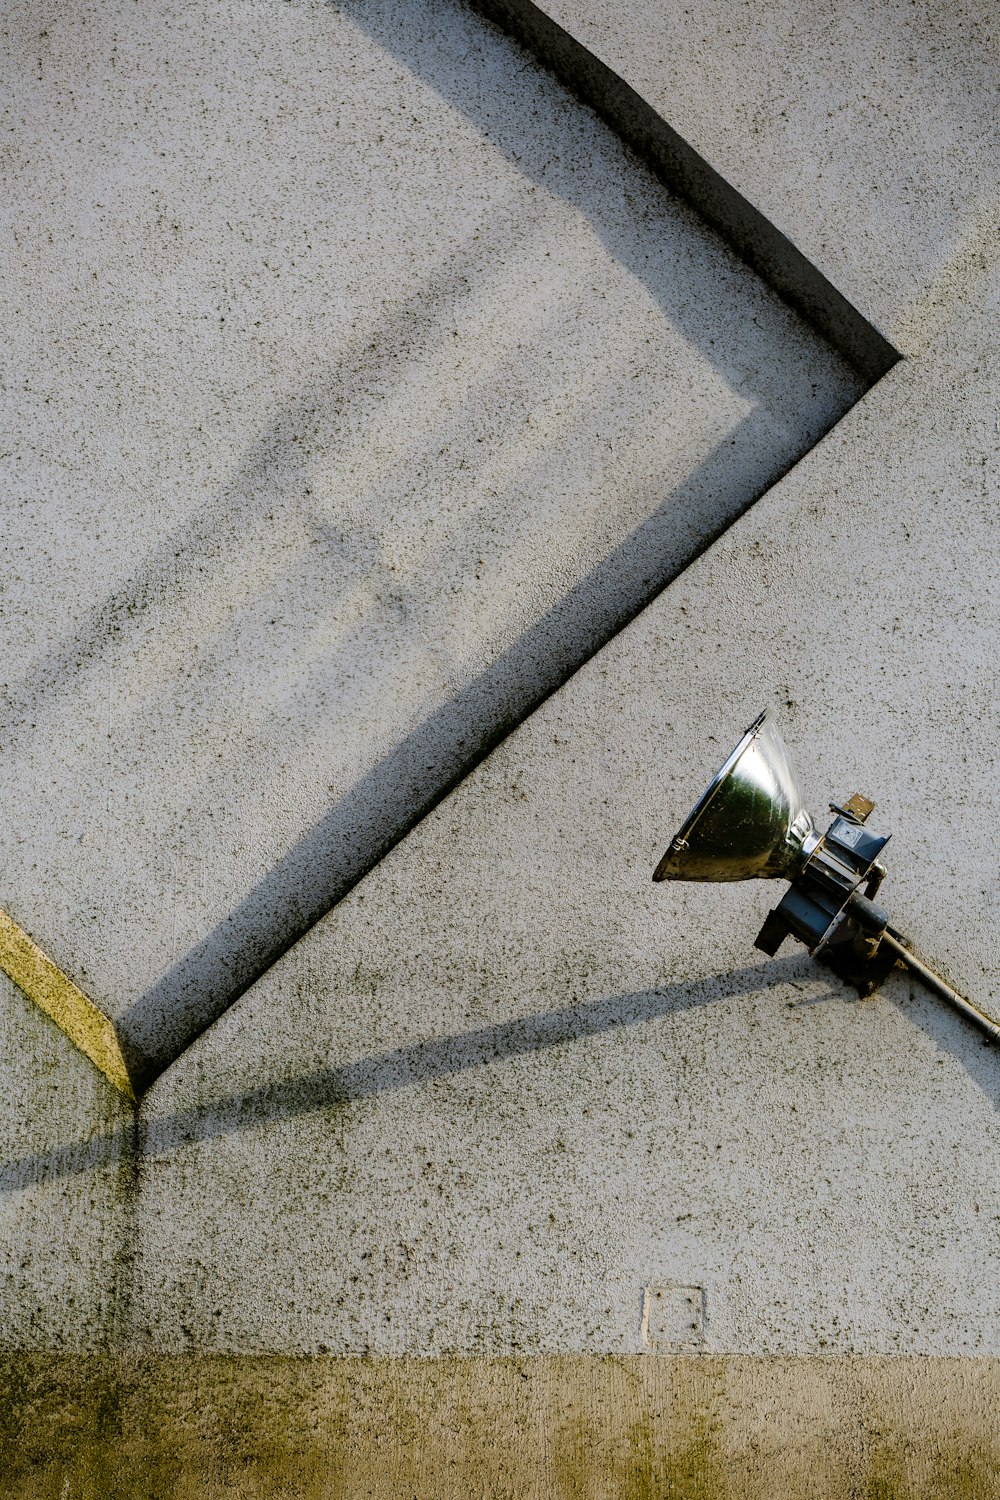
641, 1283, 706, 1348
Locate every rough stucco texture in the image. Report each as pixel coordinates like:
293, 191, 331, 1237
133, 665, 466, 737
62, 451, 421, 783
116, 230, 1000, 1359
0, 0, 863, 1081
531, 0, 1000, 352
2, 1355, 999, 1499
1, 0, 999, 1483
5, 254, 996, 1357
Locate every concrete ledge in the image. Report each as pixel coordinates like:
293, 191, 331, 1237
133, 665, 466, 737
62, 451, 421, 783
513, 1, 999, 353
0, 910, 134, 1102
1, 1354, 997, 1497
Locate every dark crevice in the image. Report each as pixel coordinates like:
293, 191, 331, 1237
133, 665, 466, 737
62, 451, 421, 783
472, 0, 901, 382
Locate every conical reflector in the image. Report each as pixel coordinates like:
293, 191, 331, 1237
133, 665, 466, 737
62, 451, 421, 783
653, 712, 816, 882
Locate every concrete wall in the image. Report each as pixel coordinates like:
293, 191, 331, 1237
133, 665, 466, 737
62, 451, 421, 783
521, 0, 999, 354
1, 0, 866, 1086
1, 0, 997, 1490
3, 1356, 999, 1498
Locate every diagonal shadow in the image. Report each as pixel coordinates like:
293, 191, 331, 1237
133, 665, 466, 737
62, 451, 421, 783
880, 969, 1000, 1112
0, 242, 500, 756
3, 0, 898, 1088
791, 959, 1000, 1108
467, 0, 899, 380
359, 0, 899, 380
118, 414, 834, 1089
1, 0, 873, 753
1, 957, 805, 1192
4, 956, 994, 1196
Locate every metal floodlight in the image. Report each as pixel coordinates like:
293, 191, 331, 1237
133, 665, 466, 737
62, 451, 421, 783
654, 711, 1000, 1043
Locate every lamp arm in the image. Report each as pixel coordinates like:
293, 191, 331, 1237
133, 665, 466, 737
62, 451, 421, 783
881, 929, 1000, 1044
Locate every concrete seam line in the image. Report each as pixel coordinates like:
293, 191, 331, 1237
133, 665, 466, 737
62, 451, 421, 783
0, 909, 135, 1102
471, 0, 901, 383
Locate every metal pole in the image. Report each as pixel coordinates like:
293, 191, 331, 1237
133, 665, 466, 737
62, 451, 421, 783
882, 929, 1000, 1045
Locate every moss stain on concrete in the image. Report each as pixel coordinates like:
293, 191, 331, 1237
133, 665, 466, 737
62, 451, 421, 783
863, 1441, 997, 1500
623, 1410, 726, 1500
0, 1356, 997, 1498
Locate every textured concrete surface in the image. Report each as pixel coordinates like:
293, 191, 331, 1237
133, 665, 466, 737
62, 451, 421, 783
1, 0, 998, 1485
523, 0, 1000, 353
3, 1355, 999, 1499
5, 256, 995, 1359
115, 208, 998, 1359
0, 974, 129, 1349
0, 0, 865, 1086
473, 0, 899, 383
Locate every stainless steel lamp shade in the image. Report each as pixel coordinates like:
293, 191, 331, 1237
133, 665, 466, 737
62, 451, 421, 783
651, 711, 1000, 1044
653, 712, 816, 883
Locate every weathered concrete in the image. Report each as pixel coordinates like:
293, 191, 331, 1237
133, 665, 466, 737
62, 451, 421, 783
0, 910, 133, 1099
1, 0, 998, 1483
473, 0, 899, 381
111, 226, 998, 1359
2, 1355, 998, 1499
3, 248, 990, 1359
0, 0, 866, 1086
0, 975, 129, 1349
518, 0, 1000, 354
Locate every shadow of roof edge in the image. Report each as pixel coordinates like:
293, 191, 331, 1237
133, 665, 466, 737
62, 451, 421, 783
472, 0, 900, 384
